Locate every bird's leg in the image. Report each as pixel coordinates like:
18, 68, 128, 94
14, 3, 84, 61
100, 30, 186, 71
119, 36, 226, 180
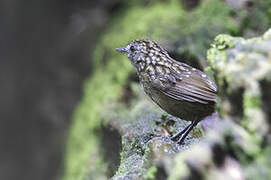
176, 120, 199, 145
171, 122, 192, 141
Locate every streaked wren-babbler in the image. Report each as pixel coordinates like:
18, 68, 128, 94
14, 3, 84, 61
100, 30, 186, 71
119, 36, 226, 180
116, 40, 217, 144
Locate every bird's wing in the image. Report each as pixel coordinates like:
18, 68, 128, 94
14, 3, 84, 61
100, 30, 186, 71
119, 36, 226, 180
150, 67, 217, 104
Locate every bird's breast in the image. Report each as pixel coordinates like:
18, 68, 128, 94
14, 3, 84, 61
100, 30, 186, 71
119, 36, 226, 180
139, 72, 171, 111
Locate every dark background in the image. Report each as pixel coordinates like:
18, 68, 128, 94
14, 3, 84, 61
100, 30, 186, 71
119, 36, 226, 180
0, 0, 121, 179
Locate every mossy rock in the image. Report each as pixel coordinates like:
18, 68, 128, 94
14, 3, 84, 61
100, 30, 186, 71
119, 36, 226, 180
207, 29, 271, 133
63, 0, 271, 179
104, 85, 202, 180
165, 28, 271, 180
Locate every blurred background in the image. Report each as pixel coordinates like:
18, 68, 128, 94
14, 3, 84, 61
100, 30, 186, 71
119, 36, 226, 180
1, 0, 270, 180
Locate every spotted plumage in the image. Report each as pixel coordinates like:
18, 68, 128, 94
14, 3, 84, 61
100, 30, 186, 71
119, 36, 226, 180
116, 40, 217, 144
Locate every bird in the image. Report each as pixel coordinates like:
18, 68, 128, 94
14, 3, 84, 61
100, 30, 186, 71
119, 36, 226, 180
116, 40, 217, 144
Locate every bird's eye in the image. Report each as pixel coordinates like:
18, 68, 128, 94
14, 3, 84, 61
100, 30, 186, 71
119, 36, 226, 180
130, 46, 135, 52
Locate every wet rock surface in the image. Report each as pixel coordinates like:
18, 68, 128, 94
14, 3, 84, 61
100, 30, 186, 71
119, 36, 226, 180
100, 85, 203, 180
100, 29, 271, 180
165, 28, 271, 180
64, 0, 271, 179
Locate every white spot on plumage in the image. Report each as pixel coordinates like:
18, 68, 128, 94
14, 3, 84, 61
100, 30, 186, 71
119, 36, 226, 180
179, 66, 187, 71
165, 62, 170, 67
158, 61, 164, 65
165, 68, 170, 74
156, 66, 163, 73
146, 57, 151, 64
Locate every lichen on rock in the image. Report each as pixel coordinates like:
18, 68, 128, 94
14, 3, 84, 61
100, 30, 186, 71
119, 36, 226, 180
207, 29, 271, 134
165, 28, 271, 180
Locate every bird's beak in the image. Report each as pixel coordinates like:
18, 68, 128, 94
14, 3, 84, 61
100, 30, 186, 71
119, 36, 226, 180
116, 46, 128, 53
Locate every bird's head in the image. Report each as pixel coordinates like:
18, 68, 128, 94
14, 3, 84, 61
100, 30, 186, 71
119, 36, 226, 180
116, 40, 170, 71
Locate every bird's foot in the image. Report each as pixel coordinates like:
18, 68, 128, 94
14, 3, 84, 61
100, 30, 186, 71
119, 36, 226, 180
171, 121, 198, 145
171, 124, 190, 142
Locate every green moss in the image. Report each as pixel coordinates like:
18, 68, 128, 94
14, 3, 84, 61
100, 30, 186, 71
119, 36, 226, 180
168, 144, 208, 180
174, 0, 234, 60
242, 91, 267, 133
63, 0, 241, 179
204, 66, 216, 81
63, 57, 132, 180
212, 34, 235, 50
145, 166, 157, 180
244, 146, 271, 180
243, 94, 262, 109
264, 0, 271, 22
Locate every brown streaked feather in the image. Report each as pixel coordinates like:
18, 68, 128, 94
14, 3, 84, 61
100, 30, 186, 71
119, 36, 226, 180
164, 83, 217, 104
153, 63, 217, 104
